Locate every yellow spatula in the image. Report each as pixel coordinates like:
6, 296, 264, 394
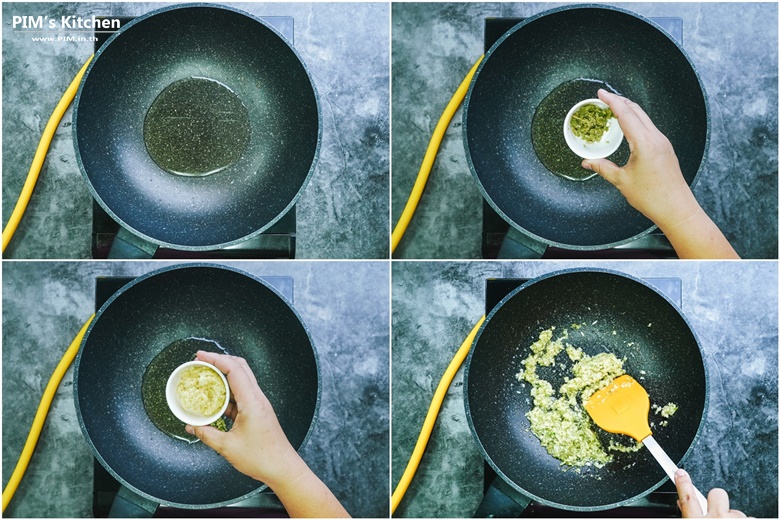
584, 375, 708, 514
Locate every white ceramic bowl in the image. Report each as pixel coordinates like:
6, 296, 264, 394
166, 360, 230, 426
563, 98, 624, 160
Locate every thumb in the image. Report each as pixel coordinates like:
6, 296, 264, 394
582, 158, 622, 184
186, 424, 226, 452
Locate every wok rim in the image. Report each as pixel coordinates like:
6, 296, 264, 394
73, 263, 322, 509
463, 267, 710, 511
72, 3, 322, 251
462, 4, 710, 251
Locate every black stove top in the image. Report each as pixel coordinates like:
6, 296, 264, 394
480, 17, 683, 259
482, 277, 682, 517
90, 16, 297, 260
91, 274, 293, 517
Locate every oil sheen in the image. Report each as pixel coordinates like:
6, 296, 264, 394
531, 78, 629, 181
143, 77, 251, 177
141, 337, 230, 443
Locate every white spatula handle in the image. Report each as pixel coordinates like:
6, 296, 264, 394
643, 435, 708, 514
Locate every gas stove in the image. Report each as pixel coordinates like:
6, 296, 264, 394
481, 17, 683, 259
91, 274, 294, 517
91, 16, 297, 259
482, 277, 682, 517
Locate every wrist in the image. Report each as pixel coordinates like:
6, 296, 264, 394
651, 186, 700, 231
259, 445, 308, 491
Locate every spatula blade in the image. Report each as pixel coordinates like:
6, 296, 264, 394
584, 374, 652, 441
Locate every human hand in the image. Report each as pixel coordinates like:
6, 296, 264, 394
581, 89, 701, 230
186, 351, 350, 518
675, 469, 748, 518
185, 351, 307, 489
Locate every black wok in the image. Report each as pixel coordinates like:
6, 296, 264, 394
464, 268, 708, 513
74, 264, 320, 512
74, 4, 320, 253
464, 5, 709, 251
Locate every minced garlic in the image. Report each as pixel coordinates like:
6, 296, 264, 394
570, 104, 615, 143
660, 403, 678, 418
515, 328, 627, 469
176, 366, 226, 417
652, 402, 679, 418
608, 439, 644, 453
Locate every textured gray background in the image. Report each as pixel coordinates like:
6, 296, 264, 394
391, 3, 778, 259
2, 261, 389, 517
392, 261, 778, 517
2, 2, 389, 259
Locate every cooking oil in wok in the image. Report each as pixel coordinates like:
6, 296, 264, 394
531, 79, 630, 181
141, 337, 231, 443
144, 77, 251, 177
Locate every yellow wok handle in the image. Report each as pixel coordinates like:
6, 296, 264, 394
391, 56, 484, 254
391, 315, 486, 514
2, 314, 95, 511
2, 54, 94, 253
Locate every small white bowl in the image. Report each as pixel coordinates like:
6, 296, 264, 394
563, 98, 624, 159
166, 360, 230, 426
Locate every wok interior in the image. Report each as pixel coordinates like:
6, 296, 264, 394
467, 271, 706, 508
465, 7, 707, 247
76, 267, 318, 506
75, 6, 319, 248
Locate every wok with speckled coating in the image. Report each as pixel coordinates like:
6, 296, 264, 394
74, 265, 320, 509
464, 269, 707, 512
464, 5, 709, 250
74, 4, 320, 251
